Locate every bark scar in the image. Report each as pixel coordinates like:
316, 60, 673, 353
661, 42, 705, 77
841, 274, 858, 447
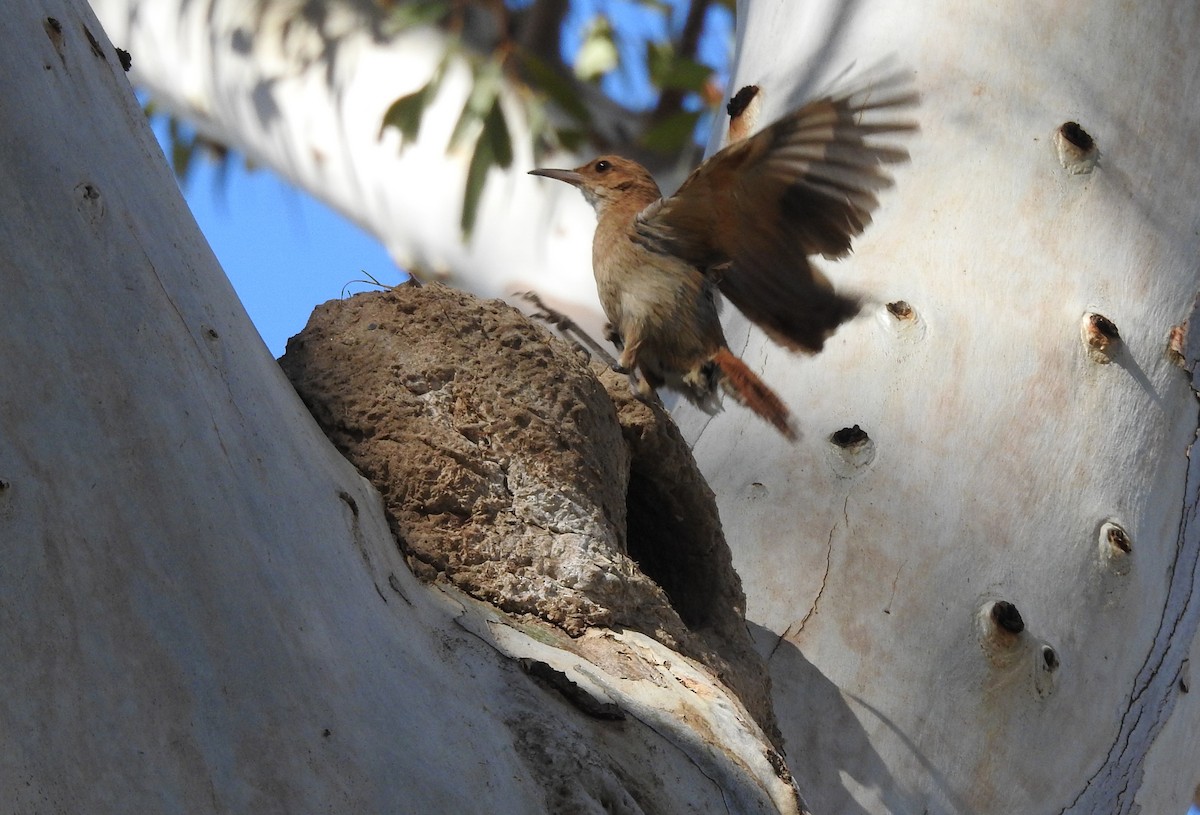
1058, 301, 1200, 814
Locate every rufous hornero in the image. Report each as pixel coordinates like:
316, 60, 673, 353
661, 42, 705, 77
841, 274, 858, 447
530, 78, 917, 440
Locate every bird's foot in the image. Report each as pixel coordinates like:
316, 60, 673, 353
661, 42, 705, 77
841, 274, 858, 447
632, 388, 658, 407
625, 369, 660, 406
626, 369, 643, 396
612, 342, 638, 376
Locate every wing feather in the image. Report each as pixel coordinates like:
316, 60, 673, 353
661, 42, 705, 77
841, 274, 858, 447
635, 75, 917, 352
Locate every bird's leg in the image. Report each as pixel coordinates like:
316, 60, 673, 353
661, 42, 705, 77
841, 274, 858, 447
615, 336, 658, 403
630, 371, 657, 404
616, 336, 639, 376
603, 323, 635, 375
619, 363, 655, 404
604, 323, 624, 350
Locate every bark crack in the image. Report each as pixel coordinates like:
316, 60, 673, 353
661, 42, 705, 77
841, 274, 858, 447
883, 560, 906, 615
769, 495, 846, 659
798, 512, 839, 633
1059, 366, 1200, 814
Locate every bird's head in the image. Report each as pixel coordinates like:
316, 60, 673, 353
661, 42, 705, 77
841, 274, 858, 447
529, 156, 661, 214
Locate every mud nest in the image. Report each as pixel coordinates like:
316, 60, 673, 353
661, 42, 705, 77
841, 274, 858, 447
279, 283, 777, 740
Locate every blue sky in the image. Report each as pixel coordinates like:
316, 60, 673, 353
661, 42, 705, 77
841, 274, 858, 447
154, 138, 402, 358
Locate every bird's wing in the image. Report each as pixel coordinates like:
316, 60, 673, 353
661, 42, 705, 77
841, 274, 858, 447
635, 78, 916, 352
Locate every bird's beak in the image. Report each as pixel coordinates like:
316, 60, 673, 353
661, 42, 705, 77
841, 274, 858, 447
528, 168, 584, 187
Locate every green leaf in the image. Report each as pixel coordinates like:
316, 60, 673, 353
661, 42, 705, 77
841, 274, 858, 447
380, 87, 429, 143
657, 57, 713, 92
450, 59, 502, 152
467, 59, 503, 116
383, 0, 450, 34
166, 117, 193, 179
525, 95, 549, 148
460, 98, 512, 237
448, 103, 482, 154
556, 128, 588, 152
517, 49, 591, 125
647, 42, 712, 92
483, 98, 513, 169
647, 41, 671, 81
461, 133, 493, 236
380, 55, 448, 144
640, 109, 702, 154
574, 15, 618, 80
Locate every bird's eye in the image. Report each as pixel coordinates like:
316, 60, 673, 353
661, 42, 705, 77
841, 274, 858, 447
595, 160, 611, 173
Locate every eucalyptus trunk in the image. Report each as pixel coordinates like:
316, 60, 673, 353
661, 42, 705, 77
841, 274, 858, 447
31, 0, 1200, 812
679, 2, 1200, 812
0, 1, 794, 811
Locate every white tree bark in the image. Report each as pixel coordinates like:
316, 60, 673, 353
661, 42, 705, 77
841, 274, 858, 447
0, 2, 798, 811
677, 2, 1200, 813
89, 0, 605, 316
65, 0, 1200, 811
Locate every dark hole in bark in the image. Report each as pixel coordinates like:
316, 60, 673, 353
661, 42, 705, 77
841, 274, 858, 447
1089, 313, 1119, 340
727, 85, 760, 118
830, 425, 869, 448
1107, 525, 1132, 554
624, 467, 718, 630
1059, 121, 1094, 151
991, 600, 1025, 634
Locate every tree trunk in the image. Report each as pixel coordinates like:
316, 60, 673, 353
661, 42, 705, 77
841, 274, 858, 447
0, 2, 797, 811
56, 0, 1200, 811
677, 2, 1200, 812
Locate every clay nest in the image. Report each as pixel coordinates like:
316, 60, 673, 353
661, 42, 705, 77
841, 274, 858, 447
279, 283, 777, 742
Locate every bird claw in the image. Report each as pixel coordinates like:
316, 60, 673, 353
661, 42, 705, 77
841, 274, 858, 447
631, 388, 657, 407
625, 369, 659, 405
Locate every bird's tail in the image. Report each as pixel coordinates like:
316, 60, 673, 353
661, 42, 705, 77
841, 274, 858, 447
711, 348, 797, 440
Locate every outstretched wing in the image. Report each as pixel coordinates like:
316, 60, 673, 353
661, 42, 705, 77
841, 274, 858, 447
635, 77, 917, 352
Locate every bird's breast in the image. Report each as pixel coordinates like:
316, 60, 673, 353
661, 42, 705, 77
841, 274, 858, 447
592, 230, 721, 357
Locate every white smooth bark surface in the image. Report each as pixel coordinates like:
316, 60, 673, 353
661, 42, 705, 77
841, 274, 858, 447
679, 2, 1200, 813
63, 0, 1200, 811
89, 0, 604, 316
0, 2, 796, 811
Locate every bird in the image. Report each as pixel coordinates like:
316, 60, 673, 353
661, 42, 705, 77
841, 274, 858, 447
529, 78, 916, 439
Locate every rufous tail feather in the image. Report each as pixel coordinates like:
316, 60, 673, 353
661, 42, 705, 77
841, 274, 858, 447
711, 348, 797, 440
